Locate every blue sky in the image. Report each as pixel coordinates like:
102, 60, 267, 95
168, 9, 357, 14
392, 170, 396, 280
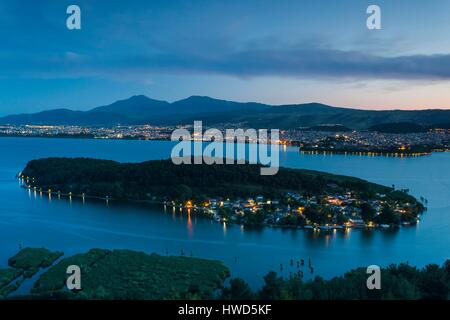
1, 0, 450, 115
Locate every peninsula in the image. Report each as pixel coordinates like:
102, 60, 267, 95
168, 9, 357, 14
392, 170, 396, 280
20, 158, 425, 229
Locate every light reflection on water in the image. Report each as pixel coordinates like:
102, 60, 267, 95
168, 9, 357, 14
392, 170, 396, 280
0, 137, 449, 289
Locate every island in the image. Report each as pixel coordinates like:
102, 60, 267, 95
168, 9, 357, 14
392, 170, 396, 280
19, 157, 425, 229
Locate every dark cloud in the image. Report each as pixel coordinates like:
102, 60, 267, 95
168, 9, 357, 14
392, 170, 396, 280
1, 0, 449, 81
2, 43, 450, 81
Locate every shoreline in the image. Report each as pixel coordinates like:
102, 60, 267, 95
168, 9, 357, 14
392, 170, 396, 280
1, 134, 448, 158
299, 150, 433, 157
19, 181, 416, 232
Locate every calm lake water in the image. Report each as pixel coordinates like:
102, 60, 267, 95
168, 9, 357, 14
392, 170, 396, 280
0, 137, 449, 289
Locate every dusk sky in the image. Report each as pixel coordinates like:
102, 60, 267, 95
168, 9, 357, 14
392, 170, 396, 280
1, 0, 450, 115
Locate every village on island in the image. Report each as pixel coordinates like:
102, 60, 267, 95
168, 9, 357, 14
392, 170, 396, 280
19, 171, 424, 232
18, 155, 428, 231
163, 190, 424, 230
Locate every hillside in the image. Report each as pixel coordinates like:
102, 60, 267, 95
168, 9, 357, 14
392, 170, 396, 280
369, 122, 427, 133
21, 157, 418, 204
2, 95, 450, 129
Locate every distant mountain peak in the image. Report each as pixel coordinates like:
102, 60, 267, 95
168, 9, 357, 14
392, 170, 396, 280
1, 95, 450, 128
127, 94, 150, 101
186, 95, 210, 99
90, 95, 169, 117
117, 94, 166, 103
176, 95, 223, 103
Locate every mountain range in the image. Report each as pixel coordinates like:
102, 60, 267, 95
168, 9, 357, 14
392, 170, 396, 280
1, 95, 450, 131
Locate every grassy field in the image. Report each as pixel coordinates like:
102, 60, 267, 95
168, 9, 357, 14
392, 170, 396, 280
0, 268, 23, 297
0, 247, 63, 298
8, 247, 63, 278
32, 249, 230, 299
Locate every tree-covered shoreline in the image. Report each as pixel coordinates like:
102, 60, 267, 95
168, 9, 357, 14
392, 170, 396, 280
20, 157, 424, 228
22, 157, 395, 199
1, 248, 448, 300
222, 261, 449, 300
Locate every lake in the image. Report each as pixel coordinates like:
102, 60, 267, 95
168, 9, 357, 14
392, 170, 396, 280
0, 137, 449, 289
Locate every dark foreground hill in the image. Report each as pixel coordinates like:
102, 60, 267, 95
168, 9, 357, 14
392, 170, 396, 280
1, 248, 449, 300
0, 248, 229, 300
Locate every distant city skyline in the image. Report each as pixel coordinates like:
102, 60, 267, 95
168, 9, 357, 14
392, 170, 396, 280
1, 0, 450, 116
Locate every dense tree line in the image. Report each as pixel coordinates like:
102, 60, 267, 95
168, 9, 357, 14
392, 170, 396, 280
221, 261, 450, 300
22, 157, 414, 204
